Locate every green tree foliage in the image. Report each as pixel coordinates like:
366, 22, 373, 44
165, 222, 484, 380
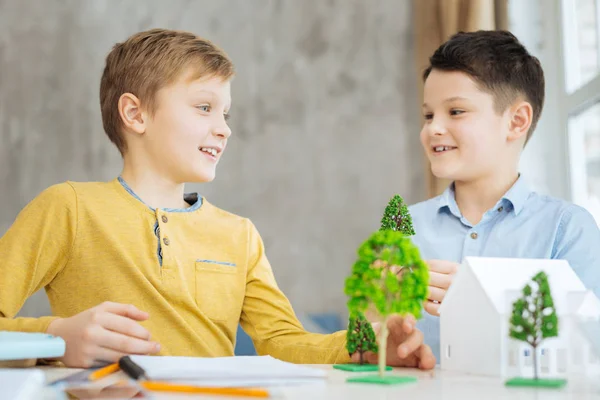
346, 313, 378, 365
345, 230, 429, 375
379, 195, 415, 236
509, 271, 558, 380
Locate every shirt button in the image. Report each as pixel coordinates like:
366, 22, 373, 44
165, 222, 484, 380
163, 237, 170, 246
497, 206, 504, 212
161, 215, 168, 223
470, 232, 478, 240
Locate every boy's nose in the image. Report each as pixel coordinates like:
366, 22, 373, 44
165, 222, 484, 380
213, 124, 232, 139
427, 118, 447, 136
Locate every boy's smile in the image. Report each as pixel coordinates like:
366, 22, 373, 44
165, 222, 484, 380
199, 145, 223, 162
431, 145, 458, 155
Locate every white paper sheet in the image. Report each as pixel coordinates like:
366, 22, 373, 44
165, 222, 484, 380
128, 355, 327, 383
0, 369, 45, 400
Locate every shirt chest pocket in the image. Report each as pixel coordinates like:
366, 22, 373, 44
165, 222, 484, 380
195, 260, 245, 322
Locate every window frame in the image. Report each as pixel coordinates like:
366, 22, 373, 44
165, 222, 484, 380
551, 0, 600, 210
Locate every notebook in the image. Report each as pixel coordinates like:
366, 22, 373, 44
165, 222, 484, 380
0, 332, 65, 360
128, 355, 327, 386
0, 369, 45, 400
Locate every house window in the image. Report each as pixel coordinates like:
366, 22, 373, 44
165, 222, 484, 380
509, 349, 517, 367
573, 348, 582, 365
509, 0, 600, 220
557, 348, 568, 373
541, 348, 550, 373
537, 0, 600, 223
446, 345, 451, 359
524, 348, 533, 366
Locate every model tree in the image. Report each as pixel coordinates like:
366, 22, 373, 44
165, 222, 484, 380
344, 229, 429, 384
335, 195, 418, 374
346, 313, 378, 365
379, 195, 415, 236
378, 194, 415, 277
506, 271, 565, 388
334, 311, 383, 372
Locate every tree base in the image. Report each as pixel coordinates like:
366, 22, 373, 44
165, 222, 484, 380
505, 377, 567, 388
333, 364, 392, 372
347, 375, 417, 385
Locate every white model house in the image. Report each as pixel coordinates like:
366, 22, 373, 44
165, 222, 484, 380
579, 319, 600, 361
439, 257, 600, 378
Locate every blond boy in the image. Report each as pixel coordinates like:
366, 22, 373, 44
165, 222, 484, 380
0, 29, 435, 369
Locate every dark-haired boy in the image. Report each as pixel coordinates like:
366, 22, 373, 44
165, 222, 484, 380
409, 30, 600, 361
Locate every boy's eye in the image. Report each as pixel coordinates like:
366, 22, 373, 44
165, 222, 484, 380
224, 113, 231, 121
450, 109, 464, 116
196, 105, 211, 112
423, 113, 433, 120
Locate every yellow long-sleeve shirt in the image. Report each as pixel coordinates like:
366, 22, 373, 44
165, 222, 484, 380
0, 178, 351, 364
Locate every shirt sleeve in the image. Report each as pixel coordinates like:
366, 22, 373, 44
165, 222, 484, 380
239, 220, 352, 364
552, 204, 600, 298
0, 183, 78, 332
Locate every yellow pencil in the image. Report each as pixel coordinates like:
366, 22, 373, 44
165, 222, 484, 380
89, 363, 120, 381
140, 381, 270, 398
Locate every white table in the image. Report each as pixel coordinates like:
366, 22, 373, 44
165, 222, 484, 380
40, 365, 600, 400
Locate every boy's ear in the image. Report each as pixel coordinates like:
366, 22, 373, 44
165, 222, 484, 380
507, 100, 533, 143
118, 93, 146, 136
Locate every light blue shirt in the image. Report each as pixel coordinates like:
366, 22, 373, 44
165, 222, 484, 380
409, 176, 600, 362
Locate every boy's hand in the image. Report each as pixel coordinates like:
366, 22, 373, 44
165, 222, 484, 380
350, 315, 436, 370
46, 301, 161, 368
424, 259, 459, 316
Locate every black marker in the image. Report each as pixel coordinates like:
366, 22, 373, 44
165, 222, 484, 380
118, 356, 149, 381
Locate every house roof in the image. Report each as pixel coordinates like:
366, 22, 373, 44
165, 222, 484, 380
569, 291, 600, 317
441, 257, 590, 315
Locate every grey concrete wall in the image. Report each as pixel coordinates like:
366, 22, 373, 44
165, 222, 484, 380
0, 0, 424, 319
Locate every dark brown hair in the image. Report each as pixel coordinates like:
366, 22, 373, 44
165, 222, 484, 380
424, 30, 545, 143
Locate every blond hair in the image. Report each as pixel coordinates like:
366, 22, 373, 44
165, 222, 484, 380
100, 29, 234, 155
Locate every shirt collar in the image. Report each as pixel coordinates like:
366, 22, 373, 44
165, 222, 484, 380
437, 183, 461, 218
500, 175, 532, 215
117, 176, 202, 213
437, 175, 532, 216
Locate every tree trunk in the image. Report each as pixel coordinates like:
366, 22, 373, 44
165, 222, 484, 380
359, 350, 364, 365
378, 316, 390, 377
533, 345, 538, 380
